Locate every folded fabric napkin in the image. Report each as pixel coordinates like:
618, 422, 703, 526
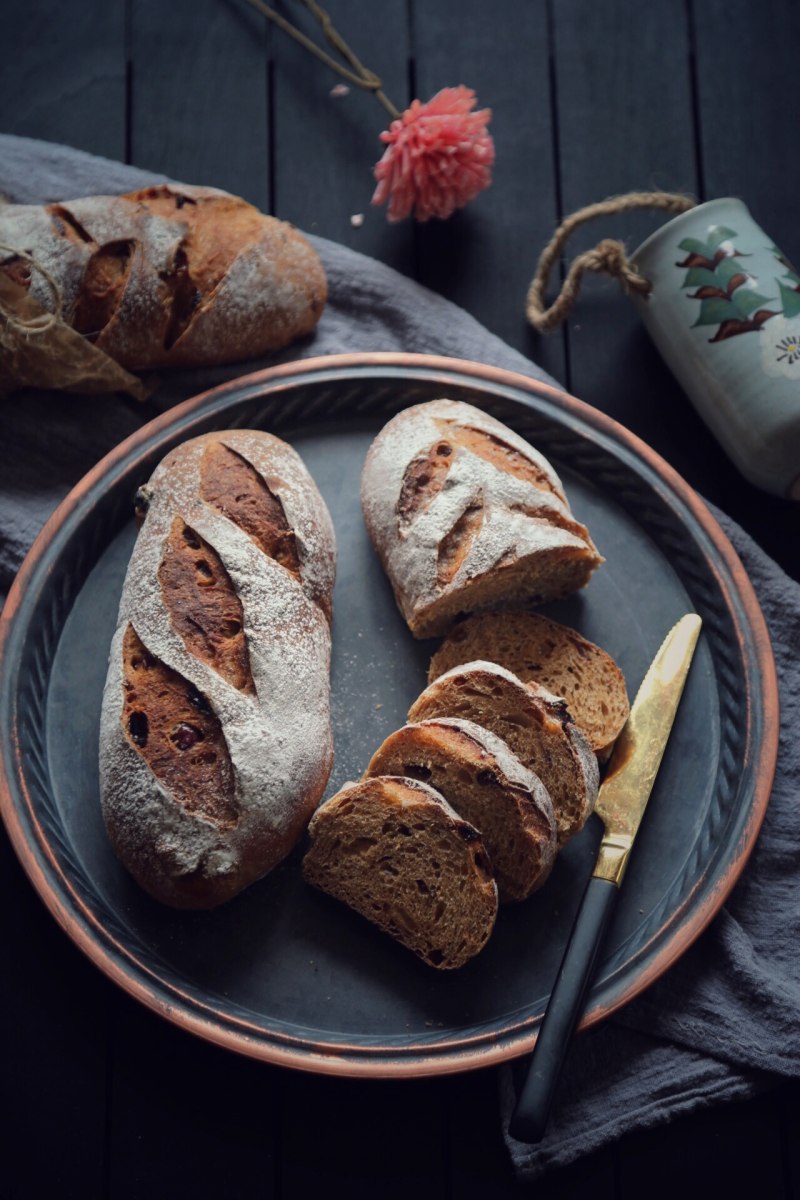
1, 136, 797, 1181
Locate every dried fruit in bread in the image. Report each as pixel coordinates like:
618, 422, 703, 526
99, 429, 335, 909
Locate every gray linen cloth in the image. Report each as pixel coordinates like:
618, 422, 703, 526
1, 135, 797, 1180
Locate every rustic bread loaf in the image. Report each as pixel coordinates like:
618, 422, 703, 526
408, 660, 599, 845
303, 776, 499, 969
429, 611, 629, 762
366, 718, 557, 902
99, 429, 336, 909
0, 184, 326, 369
360, 399, 602, 638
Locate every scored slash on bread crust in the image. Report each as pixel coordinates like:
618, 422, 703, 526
100, 429, 336, 909
360, 399, 603, 638
429, 611, 630, 762
302, 776, 498, 970
408, 660, 599, 846
0, 184, 327, 370
365, 718, 557, 903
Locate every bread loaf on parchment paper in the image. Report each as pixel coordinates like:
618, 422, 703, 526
303, 775, 499, 970
99, 429, 335, 909
408, 660, 599, 846
0, 184, 326, 370
366, 717, 557, 903
360, 399, 603, 638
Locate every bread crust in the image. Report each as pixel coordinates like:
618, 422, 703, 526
360, 399, 602, 638
99, 429, 335, 909
0, 184, 327, 370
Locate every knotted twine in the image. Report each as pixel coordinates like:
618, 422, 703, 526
526, 192, 696, 333
0, 197, 147, 400
0, 240, 63, 335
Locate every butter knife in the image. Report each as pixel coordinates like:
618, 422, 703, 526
509, 612, 702, 1143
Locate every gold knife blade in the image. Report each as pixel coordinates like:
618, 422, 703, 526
593, 613, 702, 888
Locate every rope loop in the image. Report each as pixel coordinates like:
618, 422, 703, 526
526, 191, 696, 333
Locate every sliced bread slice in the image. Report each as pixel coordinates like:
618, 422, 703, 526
366, 718, 557, 902
408, 660, 599, 845
302, 776, 498, 969
429, 611, 629, 761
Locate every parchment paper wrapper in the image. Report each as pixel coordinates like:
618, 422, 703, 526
0, 272, 147, 402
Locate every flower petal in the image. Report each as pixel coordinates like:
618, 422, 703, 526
371, 86, 494, 223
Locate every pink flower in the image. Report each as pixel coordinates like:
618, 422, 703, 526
371, 86, 494, 223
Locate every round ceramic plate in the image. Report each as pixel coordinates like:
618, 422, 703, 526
0, 353, 778, 1077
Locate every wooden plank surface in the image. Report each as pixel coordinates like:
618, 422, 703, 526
129, 0, 270, 208
270, 0, 413, 269
1, 7, 126, 1194
692, 0, 800, 250
688, 0, 800, 566
0, 0, 126, 160
411, 0, 567, 385
279, 1074, 448, 1199
1, 1, 799, 1197
549, 0, 706, 465
0, 836, 111, 1198
106, 994, 280, 1199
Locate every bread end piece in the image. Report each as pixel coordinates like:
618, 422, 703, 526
360, 399, 602, 640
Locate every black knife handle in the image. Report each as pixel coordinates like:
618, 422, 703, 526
509, 876, 619, 1143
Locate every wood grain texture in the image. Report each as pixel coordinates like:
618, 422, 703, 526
682, 0, 800, 574
270, 0, 413, 268
0, 0, 126, 160
544, 0, 800, 569
129, 0, 270, 209
411, 0, 567, 384
549, 0, 701, 432
692, 0, 800, 259
1, 1, 800, 1197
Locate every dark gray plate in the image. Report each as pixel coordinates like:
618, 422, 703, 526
0, 354, 777, 1076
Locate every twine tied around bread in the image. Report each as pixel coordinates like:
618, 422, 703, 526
0, 233, 147, 401
0, 242, 63, 334
526, 192, 696, 333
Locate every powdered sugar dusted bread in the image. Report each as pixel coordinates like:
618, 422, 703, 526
366, 718, 557, 902
99, 429, 335, 909
360, 399, 603, 638
303, 776, 498, 969
0, 184, 326, 369
408, 661, 599, 845
429, 611, 629, 762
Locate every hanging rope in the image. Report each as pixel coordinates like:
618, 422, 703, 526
526, 191, 696, 333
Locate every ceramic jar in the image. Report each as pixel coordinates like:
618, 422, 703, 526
630, 198, 800, 498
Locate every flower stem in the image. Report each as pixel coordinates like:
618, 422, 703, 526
241, 0, 401, 119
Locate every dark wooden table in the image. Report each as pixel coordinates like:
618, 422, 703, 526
2, 2, 799, 1197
